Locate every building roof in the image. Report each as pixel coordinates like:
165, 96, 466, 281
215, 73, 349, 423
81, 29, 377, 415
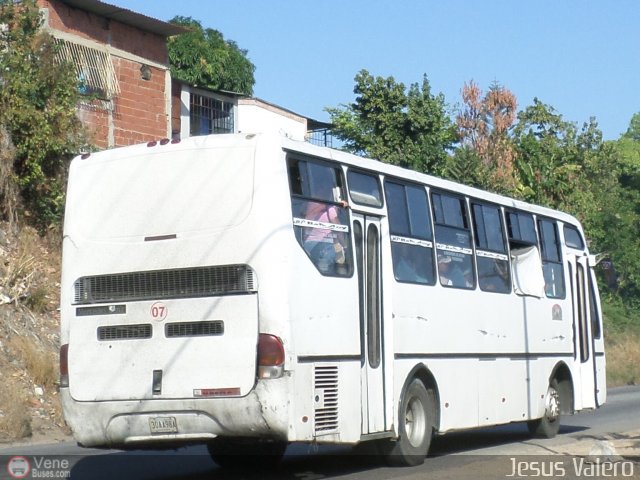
59, 0, 187, 37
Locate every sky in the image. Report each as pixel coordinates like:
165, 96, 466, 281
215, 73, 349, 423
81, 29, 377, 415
114, 0, 638, 140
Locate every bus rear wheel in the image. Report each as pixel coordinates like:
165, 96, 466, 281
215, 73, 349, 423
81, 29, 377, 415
528, 379, 561, 438
207, 438, 287, 469
380, 379, 434, 466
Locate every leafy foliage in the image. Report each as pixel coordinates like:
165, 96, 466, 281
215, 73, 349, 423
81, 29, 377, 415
329, 72, 640, 313
0, 0, 87, 231
326, 70, 456, 175
167, 16, 255, 95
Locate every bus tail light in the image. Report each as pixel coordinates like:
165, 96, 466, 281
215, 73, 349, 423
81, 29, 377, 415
257, 334, 284, 379
60, 344, 69, 388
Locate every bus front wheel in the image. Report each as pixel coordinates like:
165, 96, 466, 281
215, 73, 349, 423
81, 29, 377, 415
528, 379, 561, 438
380, 379, 434, 466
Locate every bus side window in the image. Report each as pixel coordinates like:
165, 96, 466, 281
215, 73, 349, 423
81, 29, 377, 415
432, 192, 475, 289
538, 219, 565, 299
563, 224, 585, 250
506, 211, 537, 248
348, 170, 383, 207
288, 157, 353, 277
472, 203, 510, 293
385, 181, 435, 285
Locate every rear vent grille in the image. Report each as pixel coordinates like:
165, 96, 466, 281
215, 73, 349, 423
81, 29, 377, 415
74, 265, 256, 305
166, 321, 224, 338
97, 324, 152, 341
314, 365, 339, 435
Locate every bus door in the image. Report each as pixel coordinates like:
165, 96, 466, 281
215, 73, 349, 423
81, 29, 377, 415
587, 255, 606, 406
569, 254, 601, 409
352, 213, 386, 434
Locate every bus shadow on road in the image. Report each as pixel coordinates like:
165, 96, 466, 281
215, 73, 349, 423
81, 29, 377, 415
69, 444, 388, 480
69, 424, 592, 480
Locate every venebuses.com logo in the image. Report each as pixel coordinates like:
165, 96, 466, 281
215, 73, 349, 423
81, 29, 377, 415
5, 455, 71, 479
6, 456, 30, 479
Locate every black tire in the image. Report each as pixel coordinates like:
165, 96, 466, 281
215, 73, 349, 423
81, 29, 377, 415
207, 438, 287, 469
527, 379, 561, 438
380, 379, 434, 466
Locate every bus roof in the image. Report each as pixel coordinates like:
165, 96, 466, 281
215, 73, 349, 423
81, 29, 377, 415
279, 135, 583, 229
73, 132, 583, 230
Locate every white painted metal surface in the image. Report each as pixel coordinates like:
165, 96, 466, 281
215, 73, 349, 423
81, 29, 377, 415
60, 132, 605, 451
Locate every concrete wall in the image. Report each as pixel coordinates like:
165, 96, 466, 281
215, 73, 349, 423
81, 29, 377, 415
237, 98, 307, 141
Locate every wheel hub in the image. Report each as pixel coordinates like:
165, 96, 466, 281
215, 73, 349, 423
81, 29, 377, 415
544, 387, 560, 423
405, 397, 426, 448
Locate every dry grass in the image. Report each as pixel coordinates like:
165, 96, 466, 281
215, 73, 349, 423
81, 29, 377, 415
605, 330, 640, 387
0, 226, 60, 313
0, 221, 66, 443
8, 336, 57, 389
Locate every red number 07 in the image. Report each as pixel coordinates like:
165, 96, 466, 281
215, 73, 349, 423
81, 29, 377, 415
151, 302, 167, 321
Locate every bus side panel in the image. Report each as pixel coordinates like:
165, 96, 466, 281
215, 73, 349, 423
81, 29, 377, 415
289, 361, 362, 443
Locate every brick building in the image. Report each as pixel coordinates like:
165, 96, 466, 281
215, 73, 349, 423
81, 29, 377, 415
37, 0, 184, 148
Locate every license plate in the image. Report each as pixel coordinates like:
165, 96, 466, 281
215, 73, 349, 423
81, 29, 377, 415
149, 416, 178, 434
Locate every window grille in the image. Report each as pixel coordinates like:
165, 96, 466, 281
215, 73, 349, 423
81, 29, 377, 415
306, 128, 333, 148
54, 38, 120, 99
190, 93, 234, 135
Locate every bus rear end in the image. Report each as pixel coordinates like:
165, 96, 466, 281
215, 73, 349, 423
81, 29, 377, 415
59, 134, 290, 449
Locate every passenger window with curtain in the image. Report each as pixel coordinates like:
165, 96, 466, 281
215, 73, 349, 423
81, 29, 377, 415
472, 203, 511, 293
538, 218, 565, 298
385, 181, 435, 285
288, 157, 353, 277
432, 192, 475, 289
348, 170, 383, 207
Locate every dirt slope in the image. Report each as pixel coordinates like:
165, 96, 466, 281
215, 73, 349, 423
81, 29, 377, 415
0, 223, 71, 445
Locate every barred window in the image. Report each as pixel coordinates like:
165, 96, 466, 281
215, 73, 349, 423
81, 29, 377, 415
54, 38, 120, 99
190, 93, 235, 136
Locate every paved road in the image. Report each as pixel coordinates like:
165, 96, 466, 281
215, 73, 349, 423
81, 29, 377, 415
1, 386, 639, 480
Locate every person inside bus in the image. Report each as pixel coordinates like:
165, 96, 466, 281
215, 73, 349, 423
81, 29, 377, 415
393, 243, 431, 284
438, 254, 466, 287
302, 195, 349, 274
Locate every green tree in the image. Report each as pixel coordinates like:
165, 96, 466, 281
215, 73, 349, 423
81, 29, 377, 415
0, 0, 87, 230
167, 16, 255, 95
511, 99, 582, 208
623, 112, 640, 141
326, 70, 456, 174
607, 114, 640, 302
514, 101, 640, 303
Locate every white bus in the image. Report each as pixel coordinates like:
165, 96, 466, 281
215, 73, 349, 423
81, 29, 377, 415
60, 132, 605, 466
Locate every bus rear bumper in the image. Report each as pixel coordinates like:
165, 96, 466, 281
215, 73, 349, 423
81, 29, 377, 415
60, 380, 290, 449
